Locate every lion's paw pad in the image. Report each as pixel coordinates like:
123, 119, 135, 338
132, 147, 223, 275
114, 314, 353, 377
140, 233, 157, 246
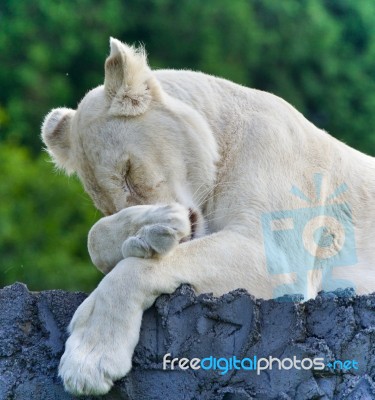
122, 224, 181, 258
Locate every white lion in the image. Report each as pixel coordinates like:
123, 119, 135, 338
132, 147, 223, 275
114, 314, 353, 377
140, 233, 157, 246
41, 38, 375, 395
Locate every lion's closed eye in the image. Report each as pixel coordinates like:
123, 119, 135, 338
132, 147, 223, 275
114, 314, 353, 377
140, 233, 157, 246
120, 161, 135, 194
122, 170, 147, 200
122, 160, 166, 195
123, 175, 138, 196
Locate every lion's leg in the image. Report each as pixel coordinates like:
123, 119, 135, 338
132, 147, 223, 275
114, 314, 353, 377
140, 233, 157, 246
59, 230, 268, 395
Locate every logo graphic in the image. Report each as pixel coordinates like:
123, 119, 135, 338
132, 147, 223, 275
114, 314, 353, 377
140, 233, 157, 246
162, 353, 359, 375
261, 174, 357, 299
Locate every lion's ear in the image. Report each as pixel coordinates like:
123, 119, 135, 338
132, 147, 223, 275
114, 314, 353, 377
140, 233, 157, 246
41, 107, 76, 175
104, 37, 157, 117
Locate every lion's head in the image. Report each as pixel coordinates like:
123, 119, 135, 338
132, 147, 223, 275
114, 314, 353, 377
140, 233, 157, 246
42, 38, 218, 235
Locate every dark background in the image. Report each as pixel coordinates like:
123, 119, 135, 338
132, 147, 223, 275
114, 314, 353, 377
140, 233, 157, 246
1, 0, 374, 291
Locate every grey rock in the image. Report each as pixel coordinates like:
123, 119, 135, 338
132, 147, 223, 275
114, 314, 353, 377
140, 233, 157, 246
0, 283, 374, 400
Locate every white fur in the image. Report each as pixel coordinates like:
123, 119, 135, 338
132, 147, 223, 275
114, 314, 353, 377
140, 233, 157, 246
41, 107, 76, 174
41, 38, 375, 395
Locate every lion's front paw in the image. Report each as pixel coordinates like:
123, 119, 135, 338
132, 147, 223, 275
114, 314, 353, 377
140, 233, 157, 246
59, 339, 131, 395
122, 204, 191, 259
59, 289, 140, 395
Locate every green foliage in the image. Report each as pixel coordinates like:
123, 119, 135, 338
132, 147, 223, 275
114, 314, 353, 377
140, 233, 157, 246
0, 144, 101, 291
1, 0, 375, 154
0, 0, 374, 290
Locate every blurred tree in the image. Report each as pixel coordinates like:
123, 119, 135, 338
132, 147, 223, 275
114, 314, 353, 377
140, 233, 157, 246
1, 0, 375, 153
0, 144, 101, 291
